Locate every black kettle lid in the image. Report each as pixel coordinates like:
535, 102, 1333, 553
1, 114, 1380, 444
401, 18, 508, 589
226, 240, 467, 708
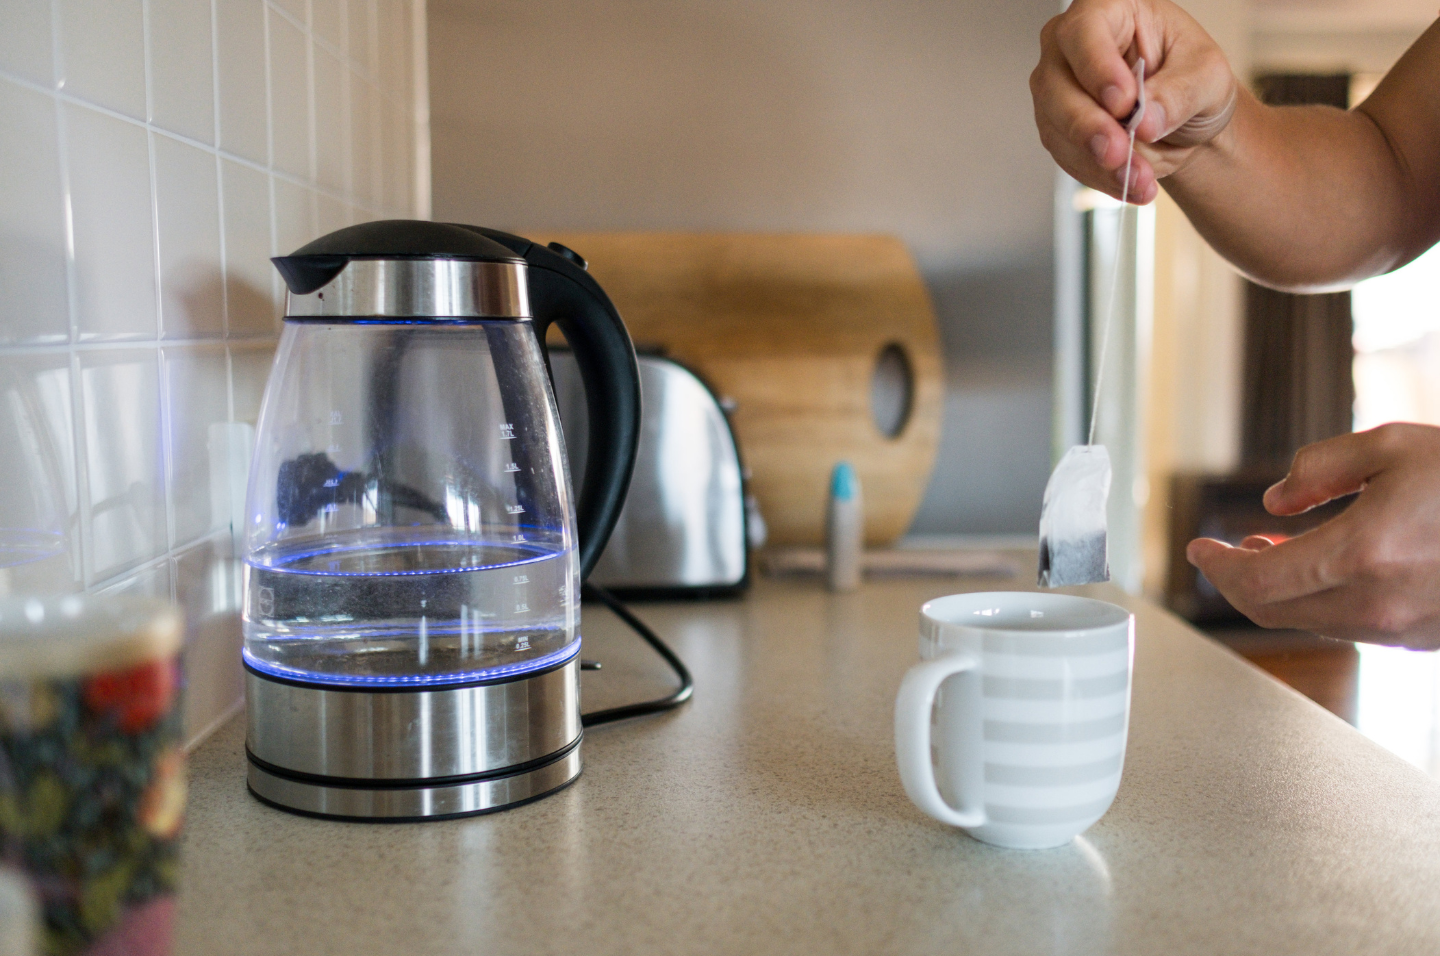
273, 220, 524, 295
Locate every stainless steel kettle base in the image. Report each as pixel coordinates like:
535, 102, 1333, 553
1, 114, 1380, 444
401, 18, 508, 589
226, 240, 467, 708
245, 741, 582, 821
244, 655, 584, 821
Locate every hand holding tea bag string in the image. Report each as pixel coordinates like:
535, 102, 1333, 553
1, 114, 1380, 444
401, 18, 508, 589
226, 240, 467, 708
1029, 0, 1239, 208
1031, 0, 1440, 285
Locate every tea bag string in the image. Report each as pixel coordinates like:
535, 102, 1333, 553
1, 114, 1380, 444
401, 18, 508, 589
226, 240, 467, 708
1087, 58, 1146, 447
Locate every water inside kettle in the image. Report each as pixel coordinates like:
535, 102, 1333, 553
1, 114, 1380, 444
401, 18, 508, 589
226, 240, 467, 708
243, 527, 579, 687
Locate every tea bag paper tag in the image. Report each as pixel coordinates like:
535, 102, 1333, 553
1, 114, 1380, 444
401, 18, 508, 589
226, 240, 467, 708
1038, 445, 1112, 588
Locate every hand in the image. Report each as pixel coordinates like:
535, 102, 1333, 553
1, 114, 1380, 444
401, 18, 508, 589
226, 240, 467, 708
1030, 0, 1240, 204
1187, 424, 1440, 649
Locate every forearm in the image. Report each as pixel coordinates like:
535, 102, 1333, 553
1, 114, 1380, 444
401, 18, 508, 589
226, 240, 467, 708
1162, 23, 1440, 292
1163, 91, 1412, 291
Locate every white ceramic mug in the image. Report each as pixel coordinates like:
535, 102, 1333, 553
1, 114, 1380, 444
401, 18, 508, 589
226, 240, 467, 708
895, 591, 1134, 849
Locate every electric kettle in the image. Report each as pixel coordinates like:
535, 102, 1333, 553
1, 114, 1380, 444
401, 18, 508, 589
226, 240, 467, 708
241, 220, 641, 820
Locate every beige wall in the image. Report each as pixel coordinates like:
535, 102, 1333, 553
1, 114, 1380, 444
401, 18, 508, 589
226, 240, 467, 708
1253, 28, 1421, 74
1251, 0, 1434, 74
428, 0, 1060, 535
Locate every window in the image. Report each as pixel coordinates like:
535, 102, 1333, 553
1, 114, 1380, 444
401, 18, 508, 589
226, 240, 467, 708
1352, 243, 1440, 430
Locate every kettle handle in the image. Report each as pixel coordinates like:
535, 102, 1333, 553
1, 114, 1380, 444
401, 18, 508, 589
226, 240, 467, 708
461, 227, 642, 581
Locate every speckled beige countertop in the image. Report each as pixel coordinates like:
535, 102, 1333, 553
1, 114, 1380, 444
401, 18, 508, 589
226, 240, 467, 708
176, 571, 1440, 955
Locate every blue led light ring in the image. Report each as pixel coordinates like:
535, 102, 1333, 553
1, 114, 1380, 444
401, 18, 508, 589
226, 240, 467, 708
250, 535, 567, 576
283, 317, 531, 325
242, 636, 582, 688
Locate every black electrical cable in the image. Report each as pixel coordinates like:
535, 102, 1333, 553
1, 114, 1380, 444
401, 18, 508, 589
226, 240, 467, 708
579, 582, 693, 727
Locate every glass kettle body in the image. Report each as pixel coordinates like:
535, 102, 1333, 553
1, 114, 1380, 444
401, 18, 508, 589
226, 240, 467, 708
243, 320, 580, 687
240, 221, 641, 820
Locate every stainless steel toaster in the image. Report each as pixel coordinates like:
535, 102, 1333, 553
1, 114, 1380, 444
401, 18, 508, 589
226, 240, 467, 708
550, 349, 750, 597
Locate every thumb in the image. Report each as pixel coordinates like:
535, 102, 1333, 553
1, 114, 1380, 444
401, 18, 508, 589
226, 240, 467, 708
1264, 430, 1393, 516
1186, 537, 1232, 566
1133, 40, 1238, 147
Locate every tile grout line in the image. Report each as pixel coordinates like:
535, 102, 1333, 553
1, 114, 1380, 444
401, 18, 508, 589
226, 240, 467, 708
264, 0, 280, 309
225, 345, 237, 431
51, 78, 76, 345
93, 548, 170, 595
140, 0, 165, 344
159, 348, 178, 561
147, 128, 164, 344
141, 0, 178, 574
69, 351, 93, 591
211, 0, 231, 349
47, 0, 96, 593
264, 0, 306, 39
411, 0, 430, 219
0, 337, 279, 357
306, 0, 318, 190
338, 0, 354, 215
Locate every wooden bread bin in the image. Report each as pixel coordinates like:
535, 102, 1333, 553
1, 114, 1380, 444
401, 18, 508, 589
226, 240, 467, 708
536, 232, 942, 548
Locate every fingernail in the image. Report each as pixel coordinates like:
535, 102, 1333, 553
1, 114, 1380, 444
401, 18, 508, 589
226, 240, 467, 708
1100, 84, 1125, 115
1089, 134, 1108, 163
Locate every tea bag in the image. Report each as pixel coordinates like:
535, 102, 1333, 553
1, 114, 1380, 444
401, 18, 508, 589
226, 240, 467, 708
1038, 445, 1112, 587
1037, 59, 1145, 589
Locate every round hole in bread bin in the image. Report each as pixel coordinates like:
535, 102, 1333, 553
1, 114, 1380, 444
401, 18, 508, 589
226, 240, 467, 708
871, 342, 914, 439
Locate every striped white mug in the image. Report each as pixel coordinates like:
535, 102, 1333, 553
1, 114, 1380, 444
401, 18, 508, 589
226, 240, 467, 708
895, 591, 1134, 849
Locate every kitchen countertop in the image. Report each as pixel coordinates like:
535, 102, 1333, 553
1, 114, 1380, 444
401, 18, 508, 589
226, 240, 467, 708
177, 569, 1440, 955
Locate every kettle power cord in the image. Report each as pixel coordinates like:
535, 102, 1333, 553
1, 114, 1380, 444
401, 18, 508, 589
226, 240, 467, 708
579, 583, 694, 727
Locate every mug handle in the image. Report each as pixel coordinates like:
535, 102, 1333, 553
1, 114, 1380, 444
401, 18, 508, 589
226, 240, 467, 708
895, 655, 986, 828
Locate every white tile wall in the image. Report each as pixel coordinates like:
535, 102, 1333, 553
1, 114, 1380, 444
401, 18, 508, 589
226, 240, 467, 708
154, 135, 224, 339
81, 348, 167, 579
221, 158, 280, 336
216, 0, 269, 164
0, 351, 78, 590
148, 0, 218, 144
313, 45, 348, 193
57, 0, 149, 120
0, 80, 68, 344
312, 0, 344, 51
0, 0, 56, 87
0, 0, 430, 746
67, 104, 158, 340
162, 344, 232, 545
267, 8, 311, 181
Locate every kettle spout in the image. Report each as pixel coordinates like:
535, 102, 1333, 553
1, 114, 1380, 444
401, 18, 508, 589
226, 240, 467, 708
272, 255, 349, 295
